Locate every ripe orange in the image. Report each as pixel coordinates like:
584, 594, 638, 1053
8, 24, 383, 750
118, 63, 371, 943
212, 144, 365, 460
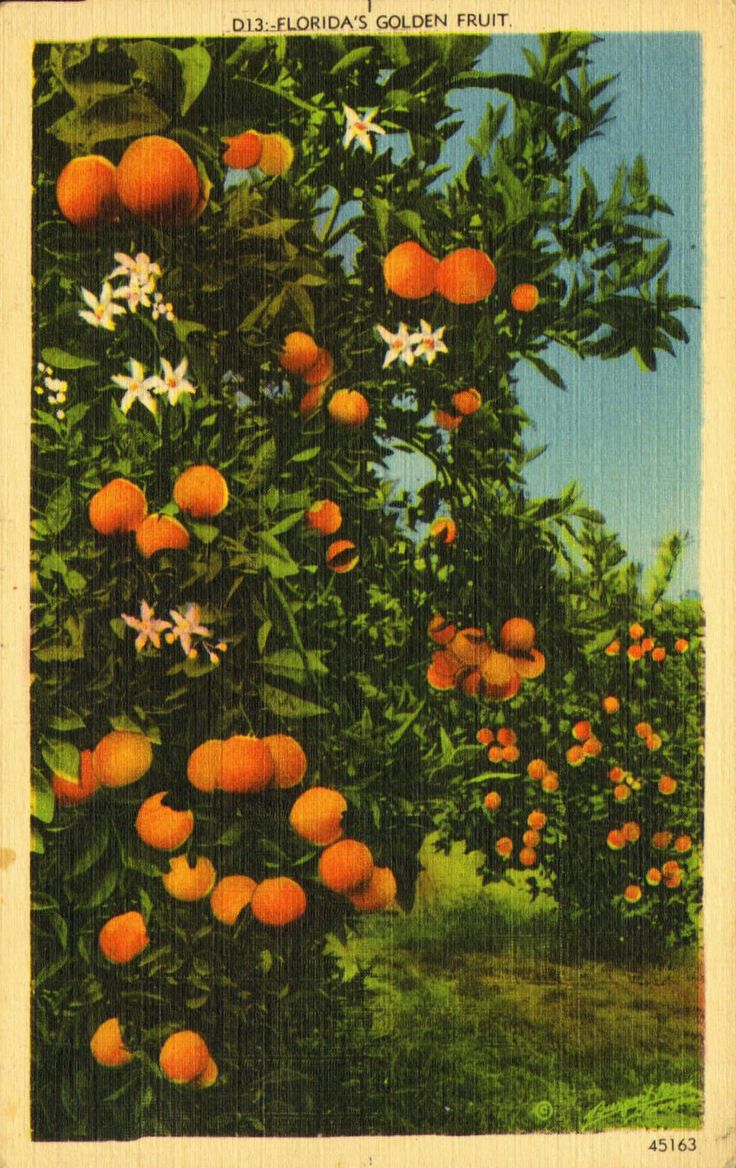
92, 730, 153, 788
250, 877, 307, 925
602, 696, 620, 714
428, 614, 456, 646
487, 745, 504, 763
652, 647, 666, 662
572, 720, 592, 742
635, 722, 653, 739
159, 1030, 210, 1084
434, 410, 463, 431
90, 1017, 133, 1067
135, 514, 190, 558
450, 628, 490, 667
607, 829, 626, 851
262, 734, 307, 789
187, 739, 224, 792
622, 821, 641, 843
512, 649, 546, 679
674, 638, 689, 654
348, 866, 397, 912
435, 248, 497, 304
210, 875, 257, 924
664, 870, 682, 889
496, 727, 517, 748
613, 784, 631, 802
305, 499, 342, 535
495, 837, 513, 857
458, 667, 482, 697
566, 745, 585, 767
646, 867, 663, 886
540, 772, 559, 792
219, 735, 274, 794
303, 347, 334, 387
430, 517, 457, 544
502, 744, 520, 763
89, 478, 147, 535
280, 331, 320, 376
162, 854, 217, 901
52, 748, 99, 806
623, 884, 643, 903
222, 129, 263, 169
383, 241, 438, 299
116, 136, 202, 228
173, 465, 229, 519
658, 775, 677, 795
627, 643, 644, 660
641, 637, 655, 653
527, 810, 547, 830
645, 733, 663, 752
527, 759, 548, 781
605, 640, 621, 656
651, 831, 673, 849
582, 736, 603, 757
427, 651, 460, 690
135, 791, 194, 851
195, 1057, 219, 1088
319, 839, 373, 893
326, 539, 360, 573
518, 846, 538, 868
510, 283, 539, 312
484, 791, 502, 811
479, 650, 521, 700
498, 618, 536, 655
609, 766, 624, 783
328, 389, 370, 427
452, 388, 482, 416
299, 384, 327, 417
661, 860, 681, 879
257, 133, 295, 176
289, 786, 347, 846
98, 911, 149, 964
56, 155, 120, 230
674, 835, 692, 853
523, 828, 541, 848
476, 728, 494, 746
628, 622, 645, 640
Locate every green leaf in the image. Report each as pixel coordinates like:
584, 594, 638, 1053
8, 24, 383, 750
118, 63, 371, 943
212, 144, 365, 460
40, 347, 98, 370
172, 319, 207, 343
453, 71, 575, 113
370, 196, 391, 249
72, 821, 110, 877
78, 868, 118, 909
330, 46, 373, 74
122, 40, 184, 111
171, 44, 212, 115
190, 522, 219, 544
262, 648, 306, 683
393, 210, 432, 250
286, 282, 315, 333
31, 826, 45, 855
522, 353, 566, 389
261, 684, 328, 718
290, 445, 321, 463
48, 90, 170, 150
47, 711, 85, 732
40, 740, 80, 782
439, 727, 455, 764
257, 619, 272, 655
239, 218, 299, 239
44, 479, 73, 535
32, 776, 55, 825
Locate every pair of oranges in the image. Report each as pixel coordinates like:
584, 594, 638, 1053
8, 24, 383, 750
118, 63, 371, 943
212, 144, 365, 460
51, 729, 153, 806
383, 241, 496, 304
91, 1021, 218, 1089
305, 499, 360, 573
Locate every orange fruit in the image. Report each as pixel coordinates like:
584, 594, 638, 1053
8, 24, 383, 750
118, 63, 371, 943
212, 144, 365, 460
609, 766, 624, 783
484, 791, 502, 811
645, 733, 663, 752
435, 248, 496, 304
289, 786, 347, 846
159, 1031, 210, 1084
582, 736, 603, 757
52, 748, 99, 806
510, 283, 539, 312
173, 465, 229, 519
326, 539, 360, 573
652, 831, 673, 849
476, 728, 494, 746
92, 730, 153, 788
434, 410, 463, 431
572, 720, 592, 742
450, 628, 490, 667
661, 860, 681, 879
652, 647, 666, 662
222, 129, 263, 169
523, 828, 541, 848
613, 784, 631, 801
187, 739, 224, 792
518, 846, 538, 868
658, 775, 677, 795
257, 133, 294, 176
496, 728, 517, 747
605, 640, 621, 656
262, 734, 307, 789
303, 347, 334, 387
501, 744, 520, 763
220, 735, 274, 794
56, 155, 120, 230
299, 384, 326, 417
495, 837, 513, 857
452, 388, 482, 416
628, 622, 645, 640
527, 759, 548, 781
328, 389, 369, 427
479, 650, 521, 700
135, 791, 194, 851
382, 241, 438, 299
623, 884, 643, 903
89, 478, 147, 535
90, 1017, 133, 1067
566, 745, 585, 767
540, 772, 559, 793
602, 696, 620, 714
498, 618, 536, 655
116, 136, 202, 228
428, 614, 456, 646
635, 722, 653, 739
194, 1057, 219, 1088
319, 839, 373, 894
98, 911, 149, 964
305, 499, 342, 535
210, 875, 257, 924
280, 331, 320, 376
512, 650, 546, 679
429, 517, 457, 544
162, 855, 217, 901
427, 658, 459, 691
250, 876, 307, 925
527, 810, 547, 830
674, 835, 692, 853
627, 643, 644, 660
664, 870, 682, 889
674, 638, 689, 654
135, 514, 190, 558
646, 867, 663, 886
641, 637, 655, 653
622, 821, 641, 843
607, 829, 626, 851
487, 745, 504, 763
348, 866, 397, 912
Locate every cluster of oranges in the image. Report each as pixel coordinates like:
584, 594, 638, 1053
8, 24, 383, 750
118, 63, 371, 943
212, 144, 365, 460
607, 765, 641, 802
633, 720, 663, 753
476, 725, 520, 764
305, 498, 359, 574
90, 1020, 218, 1089
57, 136, 207, 232
624, 855, 685, 905
88, 465, 228, 558
565, 719, 603, 767
222, 129, 294, 176
604, 623, 690, 661
187, 733, 307, 794
52, 729, 153, 806
427, 615, 546, 702
526, 757, 561, 793
491, 809, 547, 869
434, 387, 483, 432
278, 330, 370, 426
606, 821, 641, 850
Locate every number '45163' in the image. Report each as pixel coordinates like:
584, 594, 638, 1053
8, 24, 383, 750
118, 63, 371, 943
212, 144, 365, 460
649, 1138, 697, 1151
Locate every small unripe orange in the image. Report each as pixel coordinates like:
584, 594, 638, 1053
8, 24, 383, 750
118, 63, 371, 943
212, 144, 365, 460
623, 883, 643, 903
527, 811, 547, 830
495, 837, 513, 857
540, 772, 559, 792
602, 696, 620, 714
572, 720, 592, 742
483, 791, 502, 811
527, 759, 548, 781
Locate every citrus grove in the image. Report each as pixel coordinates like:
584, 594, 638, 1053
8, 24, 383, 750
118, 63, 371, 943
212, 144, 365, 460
31, 33, 700, 1138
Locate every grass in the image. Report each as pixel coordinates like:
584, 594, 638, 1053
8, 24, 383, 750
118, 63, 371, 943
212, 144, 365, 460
326, 836, 703, 1135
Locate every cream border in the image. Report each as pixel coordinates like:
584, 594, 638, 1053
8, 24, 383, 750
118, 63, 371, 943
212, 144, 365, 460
1, 1, 734, 1165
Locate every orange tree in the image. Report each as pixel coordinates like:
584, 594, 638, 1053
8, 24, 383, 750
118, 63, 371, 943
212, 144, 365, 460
31, 33, 698, 1137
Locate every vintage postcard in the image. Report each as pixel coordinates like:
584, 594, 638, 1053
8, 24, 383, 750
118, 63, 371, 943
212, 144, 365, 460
1, 0, 734, 1164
